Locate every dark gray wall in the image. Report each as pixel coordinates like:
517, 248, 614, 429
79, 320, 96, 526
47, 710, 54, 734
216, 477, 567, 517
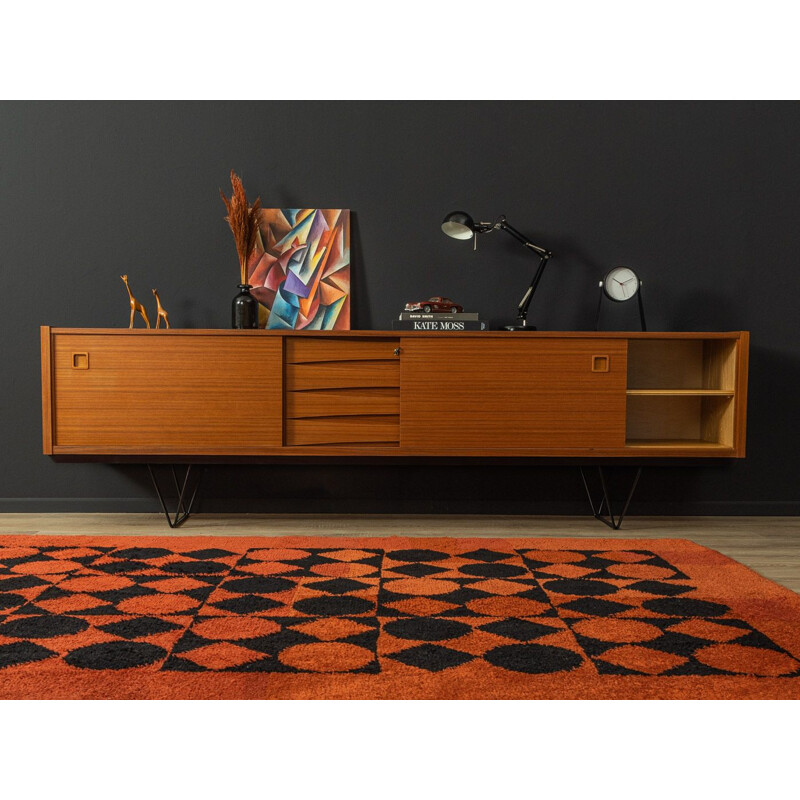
2, 101, 798, 514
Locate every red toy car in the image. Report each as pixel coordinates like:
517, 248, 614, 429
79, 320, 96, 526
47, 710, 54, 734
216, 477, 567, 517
404, 296, 464, 313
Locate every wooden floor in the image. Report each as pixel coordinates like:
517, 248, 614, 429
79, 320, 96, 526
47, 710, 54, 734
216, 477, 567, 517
1, 513, 798, 594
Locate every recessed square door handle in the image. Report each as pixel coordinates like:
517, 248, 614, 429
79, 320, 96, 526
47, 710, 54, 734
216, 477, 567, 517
591, 355, 610, 372
72, 353, 89, 369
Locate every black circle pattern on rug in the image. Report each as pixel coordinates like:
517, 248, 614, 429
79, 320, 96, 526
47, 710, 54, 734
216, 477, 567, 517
384, 617, 472, 642
387, 549, 450, 563
0, 615, 89, 639
0, 593, 26, 610
642, 597, 730, 617
98, 616, 183, 640
458, 563, 528, 578
388, 643, 474, 672
293, 595, 375, 617
221, 576, 295, 595
484, 644, 584, 674
163, 560, 229, 575
64, 641, 167, 670
211, 595, 283, 614
542, 579, 620, 596
0, 641, 56, 668
112, 548, 173, 560
479, 618, 561, 642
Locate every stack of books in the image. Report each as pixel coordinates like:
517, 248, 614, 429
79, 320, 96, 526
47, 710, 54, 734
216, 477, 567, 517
392, 312, 488, 331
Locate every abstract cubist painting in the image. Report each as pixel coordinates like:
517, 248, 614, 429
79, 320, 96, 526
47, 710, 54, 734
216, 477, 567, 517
247, 209, 351, 330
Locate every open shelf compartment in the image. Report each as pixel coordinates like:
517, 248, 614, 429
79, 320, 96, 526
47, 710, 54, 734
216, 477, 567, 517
626, 338, 738, 448
627, 338, 737, 391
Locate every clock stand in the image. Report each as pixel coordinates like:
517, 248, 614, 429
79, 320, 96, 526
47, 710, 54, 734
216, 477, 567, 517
595, 279, 647, 331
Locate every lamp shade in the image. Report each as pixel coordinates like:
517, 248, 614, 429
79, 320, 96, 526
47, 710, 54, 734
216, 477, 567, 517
441, 211, 475, 240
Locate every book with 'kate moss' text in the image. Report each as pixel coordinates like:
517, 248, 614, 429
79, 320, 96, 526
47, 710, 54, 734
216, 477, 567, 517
392, 319, 488, 331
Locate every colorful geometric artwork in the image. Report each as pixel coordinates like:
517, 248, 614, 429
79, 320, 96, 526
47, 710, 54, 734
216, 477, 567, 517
246, 209, 351, 330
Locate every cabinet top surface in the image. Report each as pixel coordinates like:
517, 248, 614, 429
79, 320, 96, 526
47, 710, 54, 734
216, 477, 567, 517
44, 328, 747, 339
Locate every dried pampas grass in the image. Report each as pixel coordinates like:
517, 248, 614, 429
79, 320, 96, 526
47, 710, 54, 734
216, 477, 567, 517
220, 170, 262, 285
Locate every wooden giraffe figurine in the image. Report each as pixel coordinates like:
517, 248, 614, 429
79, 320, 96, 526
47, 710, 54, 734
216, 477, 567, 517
121, 275, 151, 328
152, 289, 170, 329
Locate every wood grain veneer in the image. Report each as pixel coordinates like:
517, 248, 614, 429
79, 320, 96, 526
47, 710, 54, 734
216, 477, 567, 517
626, 395, 705, 442
286, 388, 400, 418
701, 396, 735, 447
628, 340, 705, 389
626, 389, 734, 396
286, 416, 400, 446
703, 339, 738, 391
48, 332, 282, 455
286, 361, 400, 391
734, 330, 749, 457
286, 337, 399, 363
40, 327, 54, 454
400, 338, 628, 450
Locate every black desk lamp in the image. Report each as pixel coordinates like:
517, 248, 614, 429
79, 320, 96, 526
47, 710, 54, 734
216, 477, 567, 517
441, 211, 552, 331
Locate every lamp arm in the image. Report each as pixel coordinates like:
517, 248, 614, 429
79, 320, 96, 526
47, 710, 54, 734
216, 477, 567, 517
515, 252, 551, 324
497, 218, 551, 258
468, 214, 553, 327
492, 217, 553, 325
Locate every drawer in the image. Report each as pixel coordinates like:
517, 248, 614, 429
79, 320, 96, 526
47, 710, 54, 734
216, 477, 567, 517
286, 415, 400, 446
286, 361, 400, 391
286, 388, 400, 418
286, 336, 400, 363
284, 336, 401, 446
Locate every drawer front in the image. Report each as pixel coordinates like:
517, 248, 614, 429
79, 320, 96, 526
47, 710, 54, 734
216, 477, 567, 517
286, 416, 400, 446
51, 334, 282, 453
286, 388, 400, 418
285, 336, 400, 446
286, 362, 400, 391
286, 336, 399, 363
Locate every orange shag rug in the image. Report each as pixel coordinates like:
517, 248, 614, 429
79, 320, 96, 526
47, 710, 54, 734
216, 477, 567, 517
0, 534, 798, 699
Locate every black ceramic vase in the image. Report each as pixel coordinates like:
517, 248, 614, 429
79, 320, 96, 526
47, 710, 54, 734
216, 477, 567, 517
232, 284, 259, 329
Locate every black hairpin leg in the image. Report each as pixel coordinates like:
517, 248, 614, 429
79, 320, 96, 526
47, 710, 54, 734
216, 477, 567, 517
147, 464, 204, 528
579, 466, 642, 530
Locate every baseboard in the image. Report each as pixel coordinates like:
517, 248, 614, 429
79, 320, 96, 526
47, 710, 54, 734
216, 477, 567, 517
0, 498, 158, 513
1, 498, 799, 515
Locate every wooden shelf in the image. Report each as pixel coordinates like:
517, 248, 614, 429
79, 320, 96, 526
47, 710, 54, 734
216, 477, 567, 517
626, 389, 734, 397
625, 337, 743, 449
625, 439, 734, 450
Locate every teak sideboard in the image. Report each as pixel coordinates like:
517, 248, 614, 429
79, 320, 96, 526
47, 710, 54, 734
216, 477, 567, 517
40, 328, 749, 460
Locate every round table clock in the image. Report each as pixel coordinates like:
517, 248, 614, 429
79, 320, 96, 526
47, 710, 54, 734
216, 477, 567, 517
602, 266, 641, 302
596, 266, 647, 330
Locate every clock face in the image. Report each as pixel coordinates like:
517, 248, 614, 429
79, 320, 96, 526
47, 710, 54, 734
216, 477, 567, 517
603, 267, 640, 302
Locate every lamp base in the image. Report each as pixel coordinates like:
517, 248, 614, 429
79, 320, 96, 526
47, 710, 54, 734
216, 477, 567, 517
503, 324, 538, 331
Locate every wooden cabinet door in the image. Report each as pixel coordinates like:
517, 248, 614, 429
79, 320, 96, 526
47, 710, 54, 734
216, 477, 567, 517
50, 333, 282, 455
400, 338, 627, 452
